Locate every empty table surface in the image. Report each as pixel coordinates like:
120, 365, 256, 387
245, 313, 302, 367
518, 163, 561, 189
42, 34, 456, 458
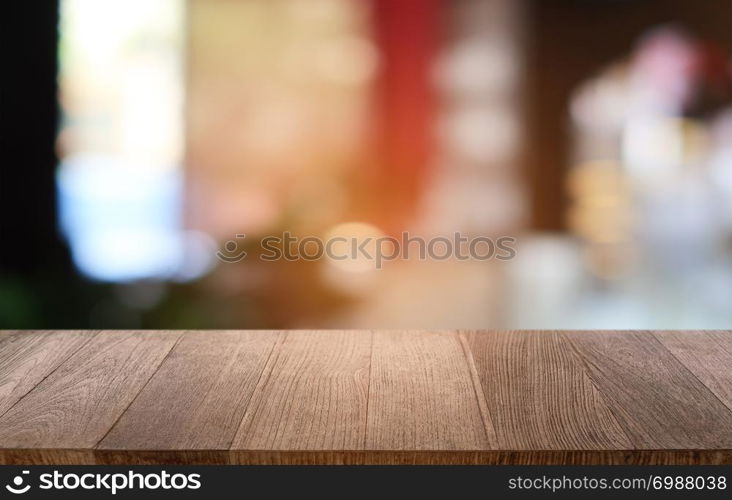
0, 330, 731, 464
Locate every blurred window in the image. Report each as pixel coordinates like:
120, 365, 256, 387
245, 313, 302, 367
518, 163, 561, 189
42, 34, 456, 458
57, 0, 185, 281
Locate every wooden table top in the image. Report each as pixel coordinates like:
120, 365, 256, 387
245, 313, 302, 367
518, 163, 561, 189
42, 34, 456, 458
0, 330, 730, 465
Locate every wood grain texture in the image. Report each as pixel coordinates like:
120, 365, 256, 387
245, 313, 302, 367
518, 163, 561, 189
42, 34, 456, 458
0, 331, 95, 417
463, 330, 632, 449
653, 330, 732, 413
565, 330, 732, 449
6, 448, 732, 466
0, 331, 180, 450
99, 331, 280, 453
365, 330, 494, 450
2, 330, 732, 465
231, 330, 371, 450
0, 449, 96, 466
227, 450, 732, 465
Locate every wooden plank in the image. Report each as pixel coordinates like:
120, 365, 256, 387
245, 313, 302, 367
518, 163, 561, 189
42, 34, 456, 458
365, 330, 494, 450
99, 331, 280, 455
231, 331, 371, 450
0, 449, 96, 465
0, 331, 180, 451
565, 331, 732, 449
224, 450, 732, 465
2, 329, 732, 465
0, 330, 95, 417
7, 448, 731, 466
463, 330, 632, 449
654, 330, 732, 413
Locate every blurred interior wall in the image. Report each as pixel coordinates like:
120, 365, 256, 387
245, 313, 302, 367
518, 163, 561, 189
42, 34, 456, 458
1, 2, 68, 274
185, 0, 377, 240
524, 0, 732, 231
367, 0, 438, 231
418, 0, 526, 237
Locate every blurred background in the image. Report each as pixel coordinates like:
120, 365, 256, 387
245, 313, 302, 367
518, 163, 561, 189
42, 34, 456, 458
3, 0, 732, 330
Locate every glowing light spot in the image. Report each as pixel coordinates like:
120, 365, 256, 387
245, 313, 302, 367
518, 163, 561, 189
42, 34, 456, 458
322, 222, 386, 274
